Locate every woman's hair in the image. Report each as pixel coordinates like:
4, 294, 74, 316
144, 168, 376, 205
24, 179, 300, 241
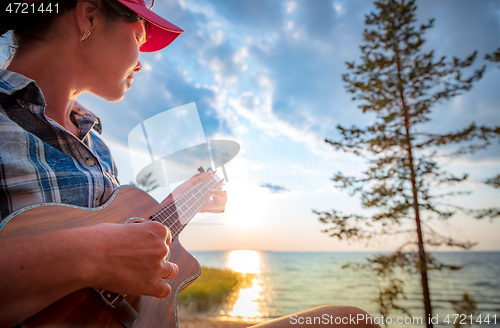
0, 0, 142, 58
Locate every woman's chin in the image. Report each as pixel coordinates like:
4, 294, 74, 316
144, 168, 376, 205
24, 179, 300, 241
88, 85, 127, 102
110, 94, 126, 102
101, 89, 127, 102
98, 92, 125, 102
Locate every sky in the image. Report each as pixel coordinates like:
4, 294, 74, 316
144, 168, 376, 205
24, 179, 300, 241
18, 0, 500, 252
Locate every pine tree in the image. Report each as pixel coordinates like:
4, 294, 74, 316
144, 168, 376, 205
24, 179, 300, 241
315, 1, 499, 326
485, 47, 500, 66
484, 47, 500, 190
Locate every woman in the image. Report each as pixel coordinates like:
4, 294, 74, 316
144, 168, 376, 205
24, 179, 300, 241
0, 0, 378, 327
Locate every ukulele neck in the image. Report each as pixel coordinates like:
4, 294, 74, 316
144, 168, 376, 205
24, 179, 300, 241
149, 176, 219, 239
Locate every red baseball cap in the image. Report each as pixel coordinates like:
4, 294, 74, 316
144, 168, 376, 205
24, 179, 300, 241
115, 0, 184, 52
22, 0, 184, 52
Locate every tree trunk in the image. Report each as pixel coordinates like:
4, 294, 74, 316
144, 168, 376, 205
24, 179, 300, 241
403, 120, 434, 328
394, 43, 434, 327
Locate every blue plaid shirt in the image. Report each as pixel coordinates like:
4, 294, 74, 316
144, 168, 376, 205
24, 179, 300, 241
0, 69, 119, 221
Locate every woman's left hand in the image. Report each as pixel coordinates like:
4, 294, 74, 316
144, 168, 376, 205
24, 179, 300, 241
161, 172, 227, 213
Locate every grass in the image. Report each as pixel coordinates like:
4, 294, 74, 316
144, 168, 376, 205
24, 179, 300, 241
178, 267, 254, 313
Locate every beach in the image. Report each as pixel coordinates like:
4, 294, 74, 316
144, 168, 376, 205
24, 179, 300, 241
178, 311, 259, 328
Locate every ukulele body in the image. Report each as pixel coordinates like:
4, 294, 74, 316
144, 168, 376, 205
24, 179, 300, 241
0, 186, 201, 328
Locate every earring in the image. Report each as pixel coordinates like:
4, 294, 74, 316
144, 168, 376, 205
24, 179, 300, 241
80, 30, 91, 42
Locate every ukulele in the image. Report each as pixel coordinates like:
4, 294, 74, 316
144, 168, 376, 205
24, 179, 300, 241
0, 168, 221, 328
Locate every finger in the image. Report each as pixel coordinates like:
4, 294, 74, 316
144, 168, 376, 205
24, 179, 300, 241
144, 221, 169, 240
151, 279, 172, 298
212, 191, 227, 204
191, 172, 213, 183
165, 226, 172, 245
164, 262, 178, 279
203, 199, 226, 213
211, 189, 226, 196
163, 244, 170, 259
212, 197, 226, 210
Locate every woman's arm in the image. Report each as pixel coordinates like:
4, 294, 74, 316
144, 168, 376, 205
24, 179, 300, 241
0, 221, 176, 327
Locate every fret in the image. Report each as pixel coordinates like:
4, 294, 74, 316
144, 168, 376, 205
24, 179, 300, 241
150, 176, 220, 239
158, 211, 168, 224
178, 203, 188, 225
170, 218, 181, 233
184, 197, 195, 221
173, 221, 181, 236
164, 206, 176, 225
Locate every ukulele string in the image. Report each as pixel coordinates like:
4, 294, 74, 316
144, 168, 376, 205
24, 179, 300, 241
162, 179, 218, 238
154, 177, 216, 222
164, 179, 217, 231
170, 180, 220, 236
152, 178, 219, 235
151, 177, 214, 221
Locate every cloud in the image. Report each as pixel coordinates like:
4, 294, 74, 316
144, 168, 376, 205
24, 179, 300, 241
227, 89, 347, 161
147, 0, 373, 143
203, 0, 285, 33
201, 42, 249, 86
286, 1, 296, 13
79, 0, 499, 188
260, 183, 289, 193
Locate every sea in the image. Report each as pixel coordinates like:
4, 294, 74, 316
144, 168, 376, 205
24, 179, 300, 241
189, 251, 500, 327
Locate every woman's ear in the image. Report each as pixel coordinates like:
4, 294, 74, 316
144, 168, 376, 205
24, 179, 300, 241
75, 0, 101, 36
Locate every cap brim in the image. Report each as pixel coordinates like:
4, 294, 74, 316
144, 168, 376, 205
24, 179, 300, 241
117, 1, 184, 52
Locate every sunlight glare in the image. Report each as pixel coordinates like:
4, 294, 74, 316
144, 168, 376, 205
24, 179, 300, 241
225, 250, 266, 320
227, 250, 260, 274
229, 278, 263, 319
223, 183, 265, 228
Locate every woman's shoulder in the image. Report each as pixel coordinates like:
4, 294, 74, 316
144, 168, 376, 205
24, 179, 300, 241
0, 92, 33, 136
0, 69, 35, 96
0, 69, 47, 129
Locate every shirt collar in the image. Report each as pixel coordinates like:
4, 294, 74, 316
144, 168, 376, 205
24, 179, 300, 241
71, 101, 103, 136
0, 69, 103, 135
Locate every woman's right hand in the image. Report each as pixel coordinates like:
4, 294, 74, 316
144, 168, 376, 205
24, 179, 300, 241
84, 221, 178, 298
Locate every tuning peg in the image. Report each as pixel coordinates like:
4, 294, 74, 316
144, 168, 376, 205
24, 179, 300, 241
198, 167, 206, 173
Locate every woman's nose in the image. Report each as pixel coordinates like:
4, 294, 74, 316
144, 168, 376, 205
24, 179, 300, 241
134, 61, 142, 73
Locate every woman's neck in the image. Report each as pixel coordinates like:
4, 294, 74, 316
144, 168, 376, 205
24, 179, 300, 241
7, 47, 84, 138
